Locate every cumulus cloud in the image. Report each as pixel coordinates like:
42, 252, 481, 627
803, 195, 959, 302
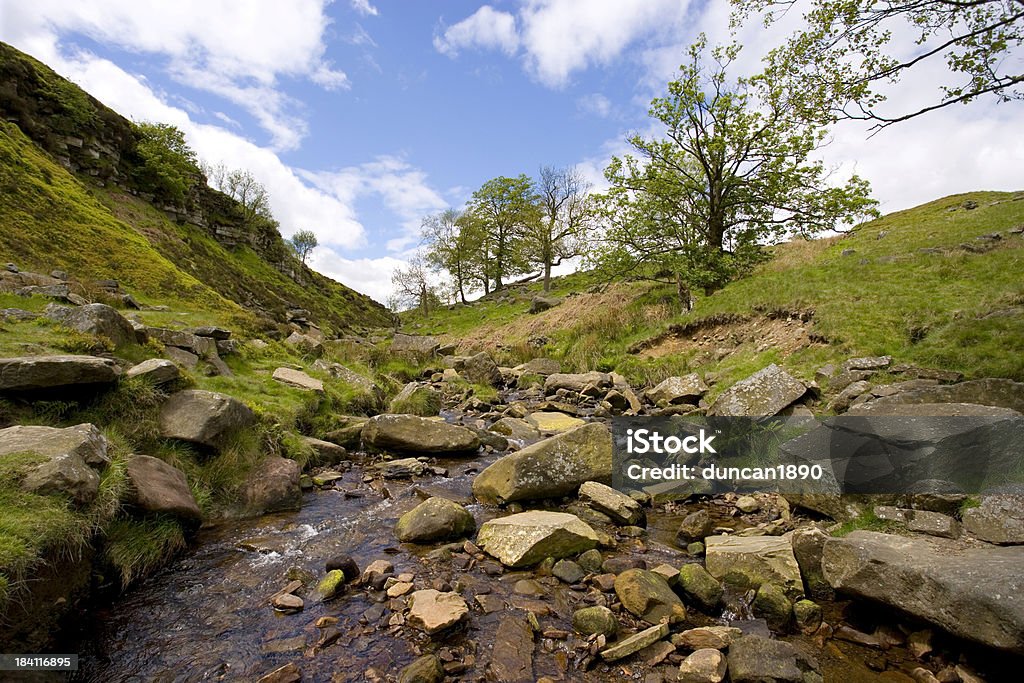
434, 6, 520, 57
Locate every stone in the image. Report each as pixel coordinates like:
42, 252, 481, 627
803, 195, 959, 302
272, 367, 324, 392
361, 414, 479, 454
284, 331, 323, 357
646, 374, 708, 405
237, 457, 302, 516
529, 295, 562, 313
600, 623, 670, 662
373, 457, 428, 478
708, 364, 807, 417
651, 563, 680, 587
752, 583, 791, 631
257, 663, 301, 683
544, 371, 613, 394
602, 556, 646, 574
614, 569, 686, 624
906, 510, 961, 539
460, 351, 502, 386
827, 379, 872, 413
325, 554, 360, 582
579, 480, 645, 526
963, 493, 1024, 544
704, 535, 802, 593
489, 417, 541, 442
158, 390, 255, 449
406, 589, 469, 634
271, 593, 304, 612
323, 418, 368, 450
552, 559, 585, 584
125, 454, 201, 523
302, 436, 347, 466
398, 655, 444, 683
489, 615, 534, 683
863, 378, 1024, 413
727, 635, 809, 682
0, 354, 120, 392
673, 626, 743, 651
822, 531, 1024, 654
316, 570, 346, 600
472, 422, 612, 504
476, 511, 599, 568
395, 497, 476, 543
578, 548, 604, 573
792, 599, 822, 633
147, 328, 217, 358
573, 605, 618, 637
677, 509, 714, 544
44, 303, 137, 347
677, 648, 727, 683
526, 411, 585, 433
391, 334, 439, 356
387, 581, 414, 597
790, 526, 832, 599
125, 358, 180, 386
514, 358, 561, 376
163, 346, 199, 369
1, 423, 108, 506
735, 496, 760, 514
388, 382, 442, 416
677, 563, 723, 611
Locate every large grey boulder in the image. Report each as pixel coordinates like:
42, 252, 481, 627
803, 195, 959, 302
472, 422, 612, 504
963, 492, 1024, 544
237, 456, 302, 517
476, 510, 599, 568
863, 378, 1024, 414
459, 352, 502, 387
727, 635, 816, 682
704, 534, 802, 594
646, 374, 708, 405
125, 358, 181, 386
126, 454, 202, 524
544, 371, 612, 394
158, 389, 255, 448
579, 480, 645, 526
0, 423, 109, 506
0, 355, 120, 392
822, 531, 1024, 654
708, 364, 807, 417
44, 303, 136, 347
391, 334, 439, 356
361, 415, 480, 454
395, 497, 476, 543
614, 568, 686, 624
272, 367, 324, 392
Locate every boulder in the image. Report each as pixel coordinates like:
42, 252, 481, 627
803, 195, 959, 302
708, 364, 807, 417
148, 327, 217, 359
406, 589, 468, 634
272, 367, 324, 392
673, 627, 743, 651
600, 623, 669, 662
489, 417, 541, 442
863, 378, 1024, 413
472, 423, 612, 504
822, 531, 1024, 654
646, 374, 708, 405
614, 569, 686, 624
163, 346, 199, 369
460, 352, 502, 386
302, 436, 347, 466
963, 492, 1024, 544
361, 415, 479, 454
44, 303, 136, 347
677, 563, 723, 611
727, 635, 814, 682
704, 535, 802, 593
388, 382, 441, 416
0, 423, 109, 506
526, 411, 585, 433
125, 358, 181, 386
488, 615, 535, 683
190, 326, 231, 340
395, 497, 476, 543
158, 390, 255, 448
677, 509, 714, 544
398, 655, 444, 683
752, 583, 791, 631
237, 457, 302, 516
284, 331, 323, 357
677, 648, 728, 683
391, 334, 439, 356
529, 295, 562, 313
0, 354, 120, 392
125, 454, 202, 523
476, 510, 599, 568
579, 481, 645, 526
572, 605, 618, 637
544, 371, 612, 394
790, 526, 832, 599
514, 358, 561, 376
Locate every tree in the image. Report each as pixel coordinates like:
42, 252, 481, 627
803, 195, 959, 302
590, 36, 879, 307
133, 122, 200, 204
735, 0, 1024, 128
204, 163, 273, 230
525, 166, 594, 291
421, 208, 484, 304
465, 174, 539, 291
390, 254, 441, 317
289, 229, 318, 264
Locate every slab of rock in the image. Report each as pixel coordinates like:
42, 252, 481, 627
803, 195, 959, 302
163, 346, 199, 369
237, 457, 302, 517
489, 417, 541, 442
615, 569, 686, 624
272, 367, 323, 392
727, 635, 811, 682
963, 493, 1024, 544
708, 364, 807, 417
646, 374, 708, 405
544, 371, 612, 394
391, 334, 439, 356
514, 358, 561, 376
302, 436, 347, 466
388, 382, 442, 416
476, 511, 599, 568
705, 535, 802, 593
600, 623, 669, 662
673, 626, 743, 651
362, 414, 480, 454
790, 526, 831, 599
44, 303, 136, 347
395, 497, 476, 543
125, 358, 180, 386
406, 589, 468, 634
0, 354, 120, 392
148, 327, 217, 359
863, 378, 1024, 413
0, 423, 109, 506
284, 331, 323, 357
823, 531, 1024, 654
472, 422, 612, 504
526, 411, 585, 434
460, 351, 502, 387
579, 480, 645, 526
677, 648, 727, 683
488, 615, 534, 683
126, 454, 201, 523
159, 390, 255, 448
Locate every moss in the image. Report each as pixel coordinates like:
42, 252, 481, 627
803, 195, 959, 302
102, 515, 187, 588
831, 509, 902, 537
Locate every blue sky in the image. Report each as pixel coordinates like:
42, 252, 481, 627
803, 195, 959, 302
1, 1, 1021, 302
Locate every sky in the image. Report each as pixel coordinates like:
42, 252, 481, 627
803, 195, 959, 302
1, 1, 1021, 303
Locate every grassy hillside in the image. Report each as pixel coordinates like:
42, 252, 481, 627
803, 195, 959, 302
410, 191, 1024, 392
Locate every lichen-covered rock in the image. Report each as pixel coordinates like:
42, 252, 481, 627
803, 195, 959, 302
44, 303, 136, 347
708, 364, 807, 417
272, 367, 324, 392
0, 423, 109, 506
362, 414, 479, 454
395, 497, 476, 543
704, 535, 802, 593
614, 568, 686, 624
158, 389, 255, 448
677, 563, 723, 611
459, 351, 502, 387
646, 374, 708, 405
476, 511, 599, 568
572, 605, 618, 637
125, 358, 180, 386
752, 583, 792, 631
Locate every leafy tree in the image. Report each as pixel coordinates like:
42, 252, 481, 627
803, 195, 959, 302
390, 254, 441, 317
526, 165, 594, 291
735, 0, 1024, 128
204, 163, 273, 230
289, 229, 319, 264
133, 122, 200, 204
590, 35, 879, 307
421, 208, 483, 304
465, 174, 539, 291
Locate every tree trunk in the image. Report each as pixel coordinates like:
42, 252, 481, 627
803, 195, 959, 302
676, 272, 692, 312
543, 261, 552, 292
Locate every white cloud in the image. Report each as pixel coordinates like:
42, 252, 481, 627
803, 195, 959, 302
350, 0, 379, 17
310, 253, 404, 304
434, 6, 520, 58
577, 93, 612, 118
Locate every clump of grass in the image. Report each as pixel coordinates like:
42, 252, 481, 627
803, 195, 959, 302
102, 515, 186, 588
831, 508, 902, 537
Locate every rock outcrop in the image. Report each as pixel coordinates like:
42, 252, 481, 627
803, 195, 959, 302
708, 364, 807, 417
0, 355, 120, 392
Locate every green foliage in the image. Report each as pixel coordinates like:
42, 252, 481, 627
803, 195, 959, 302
289, 229, 319, 264
103, 516, 187, 588
832, 508, 902, 537
132, 122, 200, 204
466, 173, 541, 291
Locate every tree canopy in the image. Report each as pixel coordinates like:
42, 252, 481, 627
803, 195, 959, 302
133, 122, 200, 204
